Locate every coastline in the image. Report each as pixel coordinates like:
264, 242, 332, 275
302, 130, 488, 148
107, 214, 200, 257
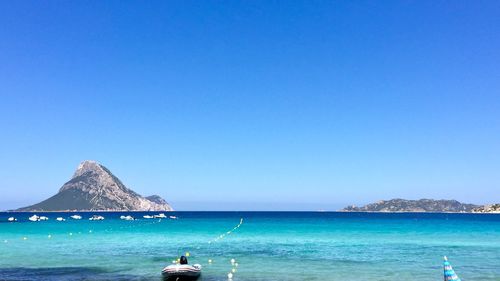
2, 210, 499, 214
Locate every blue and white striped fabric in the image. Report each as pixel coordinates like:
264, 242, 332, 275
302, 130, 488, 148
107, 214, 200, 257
444, 256, 461, 281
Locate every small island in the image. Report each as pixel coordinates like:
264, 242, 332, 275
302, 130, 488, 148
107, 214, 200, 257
472, 204, 500, 213
341, 198, 499, 213
16, 160, 173, 212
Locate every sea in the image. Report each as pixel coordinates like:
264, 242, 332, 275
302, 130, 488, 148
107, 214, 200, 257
0, 212, 499, 281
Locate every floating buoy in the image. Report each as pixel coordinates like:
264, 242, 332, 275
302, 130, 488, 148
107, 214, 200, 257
228, 272, 233, 279
208, 259, 212, 263
235, 263, 238, 267
69, 233, 73, 236
48, 235, 52, 239
208, 218, 244, 244
23, 237, 27, 240
232, 268, 236, 273
185, 252, 190, 257
231, 259, 235, 265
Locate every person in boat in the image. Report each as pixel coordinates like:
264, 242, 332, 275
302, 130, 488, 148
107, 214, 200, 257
179, 256, 188, 265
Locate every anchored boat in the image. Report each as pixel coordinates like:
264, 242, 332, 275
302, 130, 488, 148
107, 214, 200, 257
162, 264, 201, 280
154, 213, 167, 219
162, 256, 201, 281
120, 215, 135, 221
28, 215, 40, 222
89, 215, 105, 221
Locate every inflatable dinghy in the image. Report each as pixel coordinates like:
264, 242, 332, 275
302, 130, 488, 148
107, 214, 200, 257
162, 264, 202, 280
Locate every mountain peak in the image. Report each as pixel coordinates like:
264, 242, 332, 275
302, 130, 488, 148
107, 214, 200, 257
18, 161, 173, 211
72, 160, 109, 178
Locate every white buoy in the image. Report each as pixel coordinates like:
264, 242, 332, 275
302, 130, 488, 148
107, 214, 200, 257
227, 272, 233, 279
23, 237, 27, 240
208, 259, 212, 263
232, 268, 236, 273
48, 235, 51, 238
231, 259, 236, 264
235, 263, 238, 267
69, 232, 73, 236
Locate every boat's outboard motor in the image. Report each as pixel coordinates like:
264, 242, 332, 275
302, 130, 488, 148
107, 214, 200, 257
180, 256, 188, 265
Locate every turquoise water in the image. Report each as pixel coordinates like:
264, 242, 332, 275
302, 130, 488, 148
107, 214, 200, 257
0, 212, 499, 280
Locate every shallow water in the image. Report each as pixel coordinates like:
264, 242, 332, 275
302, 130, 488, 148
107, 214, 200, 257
0, 212, 499, 280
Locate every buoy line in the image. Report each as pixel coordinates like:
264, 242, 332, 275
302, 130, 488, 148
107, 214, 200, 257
2, 216, 244, 280
203, 218, 244, 279
208, 218, 243, 244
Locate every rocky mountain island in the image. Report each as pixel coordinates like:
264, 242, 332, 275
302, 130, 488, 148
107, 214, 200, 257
472, 204, 500, 213
17, 160, 173, 211
341, 199, 479, 213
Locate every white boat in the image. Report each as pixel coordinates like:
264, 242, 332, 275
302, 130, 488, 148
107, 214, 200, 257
89, 215, 105, 221
154, 213, 167, 218
143, 215, 154, 219
28, 215, 40, 222
169, 216, 178, 219
162, 264, 202, 280
120, 215, 135, 221
39, 216, 49, 221
70, 215, 82, 220
8, 217, 17, 222
56, 217, 66, 221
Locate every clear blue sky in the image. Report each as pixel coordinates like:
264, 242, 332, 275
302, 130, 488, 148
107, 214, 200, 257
0, 1, 499, 210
